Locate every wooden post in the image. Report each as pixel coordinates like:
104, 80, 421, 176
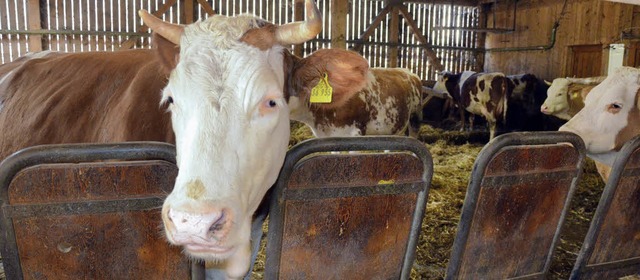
388, 7, 399, 67
331, 0, 348, 49
185, 0, 194, 24
293, 0, 305, 57
27, 0, 42, 52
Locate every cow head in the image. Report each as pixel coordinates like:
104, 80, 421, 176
560, 67, 640, 166
541, 77, 603, 120
541, 78, 573, 120
433, 71, 463, 101
139, 2, 324, 278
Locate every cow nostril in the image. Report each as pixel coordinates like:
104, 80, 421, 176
209, 212, 226, 233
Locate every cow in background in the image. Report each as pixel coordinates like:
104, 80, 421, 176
433, 71, 512, 139
541, 76, 606, 120
506, 73, 564, 132
421, 80, 457, 130
288, 65, 424, 137
560, 67, 640, 181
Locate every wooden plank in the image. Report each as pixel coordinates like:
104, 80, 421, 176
119, 0, 178, 50
196, 0, 216, 16
293, 0, 304, 57
331, 0, 348, 49
388, 7, 399, 67
397, 4, 444, 71
185, 0, 194, 24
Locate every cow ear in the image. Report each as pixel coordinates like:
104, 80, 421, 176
294, 49, 369, 109
153, 32, 180, 76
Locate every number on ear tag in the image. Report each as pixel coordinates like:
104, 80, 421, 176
310, 73, 333, 103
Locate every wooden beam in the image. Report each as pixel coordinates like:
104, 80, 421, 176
195, 0, 216, 16
293, 0, 305, 57
351, 4, 394, 53
331, 0, 348, 49
118, 0, 178, 50
27, 0, 42, 52
388, 7, 400, 67
397, 4, 444, 71
185, 0, 194, 24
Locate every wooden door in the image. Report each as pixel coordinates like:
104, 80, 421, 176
569, 44, 603, 78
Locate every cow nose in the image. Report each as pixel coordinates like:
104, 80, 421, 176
166, 208, 227, 243
540, 105, 548, 113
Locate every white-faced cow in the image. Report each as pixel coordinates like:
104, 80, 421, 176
288, 65, 423, 137
541, 76, 606, 120
560, 67, 640, 181
0, 1, 374, 278
433, 71, 512, 139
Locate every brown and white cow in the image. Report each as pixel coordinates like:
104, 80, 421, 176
433, 71, 512, 139
560, 67, 640, 181
540, 76, 606, 120
288, 65, 423, 137
0, 1, 375, 278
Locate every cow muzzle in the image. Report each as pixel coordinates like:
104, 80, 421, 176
162, 205, 238, 259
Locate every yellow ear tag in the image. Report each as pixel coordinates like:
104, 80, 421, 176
378, 179, 395, 185
310, 73, 333, 104
571, 92, 580, 99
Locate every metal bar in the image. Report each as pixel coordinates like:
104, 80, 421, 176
283, 182, 423, 200
266, 136, 433, 280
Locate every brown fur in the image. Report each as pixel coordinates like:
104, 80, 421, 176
288, 49, 369, 110
240, 24, 277, 51
0, 49, 174, 160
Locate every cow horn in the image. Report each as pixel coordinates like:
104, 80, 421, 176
139, 10, 184, 45
275, 0, 322, 45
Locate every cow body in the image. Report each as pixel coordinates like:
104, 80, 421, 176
433, 71, 511, 139
288, 66, 423, 137
0, 50, 174, 160
541, 76, 605, 120
506, 73, 563, 132
0, 2, 373, 278
560, 67, 640, 181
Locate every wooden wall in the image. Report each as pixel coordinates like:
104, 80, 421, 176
482, 0, 640, 80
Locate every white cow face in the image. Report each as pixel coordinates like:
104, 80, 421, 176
140, 1, 322, 278
541, 78, 571, 119
560, 67, 640, 160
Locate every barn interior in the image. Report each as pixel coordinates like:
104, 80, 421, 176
1, 0, 640, 279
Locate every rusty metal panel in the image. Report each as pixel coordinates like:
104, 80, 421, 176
446, 132, 586, 280
265, 136, 433, 280
570, 135, 640, 279
0, 142, 204, 280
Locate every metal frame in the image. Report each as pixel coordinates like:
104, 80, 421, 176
0, 142, 205, 280
570, 135, 640, 279
265, 136, 433, 279
446, 131, 586, 280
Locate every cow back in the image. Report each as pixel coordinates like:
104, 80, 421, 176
0, 50, 174, 160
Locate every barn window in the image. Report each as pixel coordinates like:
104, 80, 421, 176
0, 0, 479, 80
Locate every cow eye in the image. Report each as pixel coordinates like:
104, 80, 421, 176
607, 103, 622, 113
267, 99, 277, 108
167, 96, 174, 104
